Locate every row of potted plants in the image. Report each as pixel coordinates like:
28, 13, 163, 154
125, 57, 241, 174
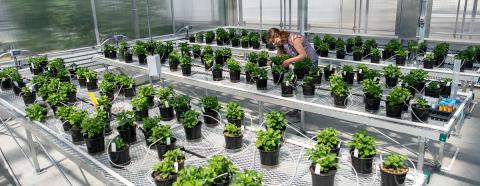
192, 28, 275, 50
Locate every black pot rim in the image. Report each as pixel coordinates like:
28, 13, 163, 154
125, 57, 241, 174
309, 166, 338, 176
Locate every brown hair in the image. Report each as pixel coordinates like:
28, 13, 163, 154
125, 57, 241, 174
267, 28, 290, 45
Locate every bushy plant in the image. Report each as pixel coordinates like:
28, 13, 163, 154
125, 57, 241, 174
138, 85, 155, 96
25, 103, 48, 122
284, 71, 296, 85
115, 111, 136, 130
252, 67, 268, 80
200, 96, 222, 111
131, 95, 149, 110
172, 95, 190, 110
383, 64, 402, 78
56, 105, 75, 121
153, 159, 177, 181
265, 111, 287, 131
99, 80, 115, 93
371, 48, 381, 57
203, 46, 214, 56
415, 97, 430, 109
401, 69, 428, 86
270, 54, 290, 66
342, 65, 354, 73
383, 153, 408, 170
306, 143, 338, 174
316, 128, 340, 149
362, 79, 382, 99
227, 58, 241, 72
247, 52, 258, 63
115, 74, 135, 88
256, 128, 282, 151
224, 123, 241, 136
157, 87, 175, 101
181, 110, 200, 128
433, 42, 449, 60
143, 116, 160, 131
244, 62, 257, 73
386, 87, 411, 106
354, 36, 363, 47
133, 41, 147, 56
308, 66, 321, 76
347, 130, 377, 158
204, 155, 238, 184
68, 110, 88, 128
271, 65, 286, 74
427, 81, 439, 90
232, 169, 262, 186
329, 74, 349, 96
294, 57, 311, 71
163, 148, 185, 162
205, 31, 215, 41
395, 48, 408, 58
303, 76, 314, 86
113, 137, 126, 150
225, 102, 244, 120
81, 115, 105, 138
148, 124, 173, 144
385, 39, 402, 52
173, 166, 205, 186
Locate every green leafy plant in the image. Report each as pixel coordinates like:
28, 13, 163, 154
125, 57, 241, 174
316, 128, 340, 149
56, 105, 75, 121
284, 71, 296, 85
103, 44, 115, 54
306, 143, 338, 174
204, 155, 238, 184
385, 39, 402, 52
342, 65, 354, 73
163, 148, 185, 162
401, 69, 428, 86
179, 55, 192, 67
25, 103, 48, 122
138, 85, 155, 96
133, 41, 147, 56
181, 110, 200, 128
227, 58, 241, 72
433, 42, 449, 61
271, 54, 290, 66
153, 159, 177, 181
81, 115, 105, 138
118, 41, 128, 56
213, 64, 223, 70
115, 74, 135, 88
27, 56, 48, 69
317, 42, 329, 53
99, 80, 115, 93
113, 137, 126, 150
148, 124, 173, 144
205, 31, 215, 41
157, 87, 174, 101
168, 50, 181, 63
383, 153, 408, 170
115, 110, 136, 130
179, 42, 190, 56
216, 28, 229, 42
196, 32, 204, 41
247, 52, 258, 63
224, 123, 241, 136
427, 81, 439, 90
173, 166, 205, 186
225, 102, 244, 120
131, 95, 149, 110
272, 65, 286, 74
200, 96, 222, 112
47, 58, 65, 71
192, 44, 201, 55
395, 48, 408, 58
323, 34, 336, 47
329, 74, 350, 96
424, 53, 434, 61
143, 116, 160, 131
258, 51, 269, 61
232, 169, 262, 186
303, 76, 314, 86
172, 95, 190, 110
371, 48, 381, 57
347, 130, 377, 158
294, 57, 311, 71
415, 97, 430, 109
46, 93, 68, 107
313, 36, 322, 50
383, 64, 402, 78
68, 110, 88, 128
309, 66, 321, 76
362, 79, 382, 99
386, 87, 411, 106
354, 36, 363, 47
256, 128, 282, 151
364, 39, 377, 49
352, 46, 363, 55
244, 62, 257, 73
265, 111, 287, 131
240, 36, 249, 44
252, 67, 268, 80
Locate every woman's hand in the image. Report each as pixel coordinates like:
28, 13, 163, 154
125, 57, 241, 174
282, 60, 291, 68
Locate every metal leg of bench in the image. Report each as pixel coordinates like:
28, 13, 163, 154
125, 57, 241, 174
300, 110, 306, 133
417, 136, 426, 171
258, 101, 264, 125
26, 129, 41, 173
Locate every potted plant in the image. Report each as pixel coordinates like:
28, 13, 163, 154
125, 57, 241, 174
141, 116, 160, 147
81, 114, 106, 154
316, 128, 341, 155
216, 28, 228, 45
323, 65, 335, 81
386, 87, 411, 118
313, 36, 322, 51
293, 58, 311, 80
423, 53, 434, 69
192, 44, 201, 58
425, 81, 440, 98
232, 169, 262, 185
455, 47, 476, 71
103, 44, 116, 59
346, 38, 354, 53
281, 72, 296, 97
227, 58, 241, 83
371, 48, 381, 63
21, 87, 36, 105
200, 96, 222, 126
97, 95, 112, 120
401, 69, 428, 95
173, 166, 205, 185
163, 148, 186, 170
348, 130, 377, 174
329, 74, 350, 107
231, 35, 240, 47
155, 42, 168, 63
440, 79, 452, 98
168, 51, 181, 71
380, 153, 409, 186
172, 95, 191, 122
69, 110, 87, 144
204, 155, 238, 185
362, 79, 382, 112
342, 65, 354, 84
119, 41, 133, 63
108, 138, 131, 167
9, 69, 25, 95
383, 65, 401, 88
411, 97, 430, 122
132, 95, 149, 121
306, 143, 338, 186
244, 62, 257, 84
225, 102, 244, 127
116, 75, 136, 98
76, 67, 88, 87
223, 124, 244, 151
181, 110, 202, 140
196, 32, 204, 43
384, 39, 401, 60
265, 111, 288, 133
356, 64, 368, 83
336, 39, 346, 59
212, 64, 223, 81
149, 124, 176, 159
179, 55, 192, 76
84, 70, 98, 91
302, 76, 315, 96
138, 85, 155, 106
419, 42, 427, 54
157, 87, 175, 121
115, 110, 137, 143
99, 80, 115, 100
46, 93, 68, 114
203, 54, 214, 70
256, 128, 282, 166
433, 42, 449, 66
27, 56, 46, 75
247, 51, 259, 65
152, 159, 178, 186
271, 54, 290, 67
354, 36, 363, 47
363, 39, 377, 57
323, 34, 336, 50
205, 31, 215, 44
179, 42, 190, 57
252, 67, 268, 90
352, 46, 363, 61
240, 36, 249, 48
257, 51, 269, 67
25, 103, 48, 122
59, 82, 77, 104
271, 66, 285, 84
394, 48, 408, 66
250, 34, 260, 49
146, 40, 158, 55
56, 105, 75, 131
316, 42, 329, 57
133, 41, 147, 64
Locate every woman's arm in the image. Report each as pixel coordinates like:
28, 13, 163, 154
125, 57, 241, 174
282, 38, 307, 67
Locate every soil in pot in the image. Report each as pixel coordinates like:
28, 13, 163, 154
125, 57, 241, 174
395, 56, 406, 66
70, 127, 84, 144
386, 103, 403, 118
224, 132, 243, 150
411, 104, 430, 122
310, 166, 336, 186
212, 69, 223, 81
86, 79, 98, 91
135, 109, 149, 121
371, 55, 380, 63
109, 144, 131, 167
85, 135, 105, 154
184, 122, 202, 140
118, 126, 137, 144
365, 97, 381, 112
302, 84, 315, 96
181, 65, 192, 76
385, 76, 398, 88
156, 137, 176, 159
229, 71, 240, 83
159, 106, 175, 121
259, 148, 280, 166
333, 94, 348, 107
351, 153, 374, 174
256, 79, 268, 90
22, 93, 36, 105
342, 72, 354, 84
380, 166, 408, 186
152, 172, 177, 186
123, 87, 136, 98
203, 109, 219, 126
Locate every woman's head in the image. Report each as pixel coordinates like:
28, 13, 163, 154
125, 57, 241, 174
268, 28, 289, 46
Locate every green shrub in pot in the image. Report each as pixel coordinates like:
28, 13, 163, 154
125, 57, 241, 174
316, 128, 340, 151
306, 143, 338, 186
173, 166, 205, 186
265, 111, 288, 131
25, 103, 48, 122
204, 155, 238, 185
148, 124, 173, 144
232, 169, 262, 186
380, 153, 409, 186
152, 159, 177, 184
347, 130, 377, 173
256, 128, 282, 151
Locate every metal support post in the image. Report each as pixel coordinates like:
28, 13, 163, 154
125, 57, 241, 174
299, 0, 306, 35
469, 0, 478, 39
238, 0, 243, 26
131, 0, 140, 39
284, 0, 287, 28
146, 0, 152, 40
358, 0, 363, 33
289, 0, 292, 29
438, 141, 445, 169
35, 137, 73, 186
258, 101, 264, 125
260, 0, 263, 28
25, 129, 40, 172
170, 0, 176, 35
451, 58, 461, 98
365, 0, 369, 33
300, 110, 306, 133
89, 0, 100, 46
454, 0, 462, 38
417, 137, 426, 170
205, 88, 208, 96
354, 0, 358, 33
280, 0, 283, 28
460, 0, 468, 39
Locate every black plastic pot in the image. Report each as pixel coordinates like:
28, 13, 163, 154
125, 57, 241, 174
333, 94, 348, 107
423, 59, 433, 69
159, 106, 175, 121
365, 97, 381, 112
22, 93, 36, 105
411, 104, 430, 122
319, 50, 329, 57
258, 59, 267, 67
259, 148, 280, 166
346, 44, 353, 53
1, 78, 12, 90
169, 60, 179, 71
156, 137, 176, 159
281, 83, 294, 97
385, 76, 398, 88
383, 50, 393, 60
336, 51, 345, 59
78, 78, 87, 87
86, 79, 98, 91
135, 109, 149, 121
123, 87, 136, 98
70, 127, 84, 144
85, 135, 105, 154
312, 74, 322, 85
227, 118, 243, 127
386, 104, 403, 118
229, 71, 240, 83
252, 42, 260, 50
124, 53, 133, 63
216, 39, 224, 46
152, 173, 177, 186
212, 69, 223, 81
67, 91, 77, 104
231, 39, 239, 47
184, 122, 202, 140
324, 69, 335, 81
435, 56, 446, 66
109, 144, 131, 167
343, 72, 354, 84
30, 67, 43, 75
351, 154, 374, 174
224, 133, 243, 150
357, 73, 364, 83
294, 68, 307, 80
353, 52, 362, 61
181, 65, 192, 76
310, 167, 336, 186
380, 167, 408, 186
371, 55, 380, 63
189, 36, 195, 42
175, 107, 190, 122
440, 83, 451, 98
12, 83, 23, 95
241, 42, 249, 48
118, 126, 137, 144
395, 56, 406, 66
425, 88, 440, 98
138, 54, 147, 64
109, 51, 117, 59
203, 108, 219, 126
245, 71, 254, 84
272, 72, 283, 84
256, 78, 268, 90
415, 81, 426, 94
302, 84, 315, 96
206, 37, 213, 44
215, 56, 225, 66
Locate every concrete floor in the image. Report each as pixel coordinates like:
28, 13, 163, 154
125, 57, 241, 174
0, 84, 479, 186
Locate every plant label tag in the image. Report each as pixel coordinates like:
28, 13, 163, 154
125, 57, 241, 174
31, 63, 34, 68
166, 137, 171, 145
241, 125, 245, 131
314, 163, 321, 174
380, 154, 383, 162
337, 141, 341, 148
174, 162, 179, 173
285, 81, 290, 86
446, 82, 451, 86
87, 78, 90, 83
343, 71, 346, 76
47, 66, 51, 71
354, 149, 359, 158
164, 101, 169, 108
329, 65, 333, 71
359, 69, 362, 74
373, 77, 379, 82
111, 143, 116, 152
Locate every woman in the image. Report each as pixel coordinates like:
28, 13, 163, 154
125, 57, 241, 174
267, 28, 318, 68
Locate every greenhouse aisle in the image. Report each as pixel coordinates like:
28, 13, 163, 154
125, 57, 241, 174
0, 83, 479, 186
